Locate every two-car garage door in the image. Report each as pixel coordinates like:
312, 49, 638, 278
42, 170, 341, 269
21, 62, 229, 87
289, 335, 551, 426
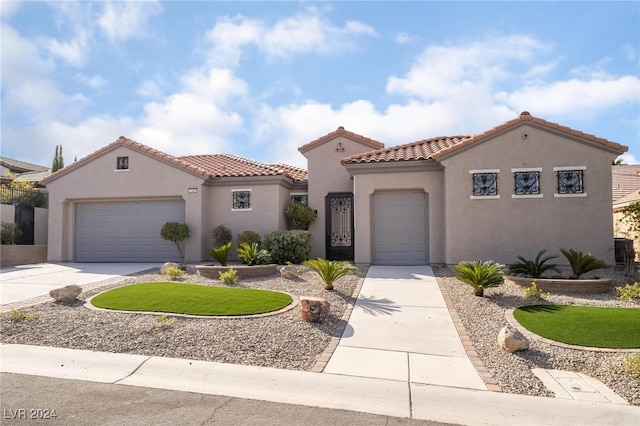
75, 200, 185, 262
372, 191, 428, 265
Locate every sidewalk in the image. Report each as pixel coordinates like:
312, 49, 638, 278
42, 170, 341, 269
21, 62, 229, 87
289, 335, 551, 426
1, 265, 638, 425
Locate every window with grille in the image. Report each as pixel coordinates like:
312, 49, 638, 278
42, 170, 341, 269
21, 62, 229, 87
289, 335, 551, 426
232, 190, 251, 210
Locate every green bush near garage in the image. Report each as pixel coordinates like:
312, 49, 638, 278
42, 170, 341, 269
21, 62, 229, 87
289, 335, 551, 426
263, 230, 312, 264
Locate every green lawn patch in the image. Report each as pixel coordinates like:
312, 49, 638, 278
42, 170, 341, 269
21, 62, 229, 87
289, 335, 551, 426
91, 282, 293, 316
513, 305, 640, 349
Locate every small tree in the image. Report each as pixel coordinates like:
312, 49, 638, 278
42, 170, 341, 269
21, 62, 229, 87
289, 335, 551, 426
160, 222, 190, 265
52, 145, 65, 172
285, 201, 316, 230
1, 222, 22, 245
211, 224, 232, 247
455, 260, 505, 297
621, 200, 640, 236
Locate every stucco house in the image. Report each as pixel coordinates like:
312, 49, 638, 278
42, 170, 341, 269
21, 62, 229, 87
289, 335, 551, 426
612, 165, 640, 260
41, 112, 627, 266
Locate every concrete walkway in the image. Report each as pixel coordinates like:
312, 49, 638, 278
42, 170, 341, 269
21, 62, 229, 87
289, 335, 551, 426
1, 264, 638, 425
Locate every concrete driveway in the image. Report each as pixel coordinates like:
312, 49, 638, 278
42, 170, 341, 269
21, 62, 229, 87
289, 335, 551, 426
0, 262, 160, 307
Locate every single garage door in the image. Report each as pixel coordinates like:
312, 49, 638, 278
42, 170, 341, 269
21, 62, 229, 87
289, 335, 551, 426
75, 200, 185, 262
372, 191, 428, 265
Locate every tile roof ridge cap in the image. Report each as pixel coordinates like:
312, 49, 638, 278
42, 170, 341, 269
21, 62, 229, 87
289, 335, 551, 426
222, 153, 283, 172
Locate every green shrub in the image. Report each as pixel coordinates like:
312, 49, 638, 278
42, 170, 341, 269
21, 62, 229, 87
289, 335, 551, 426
623, 353, 640, 377
237, 242, 271, 266
509, 249, 558, 278
153, 314, 176, 329
263, 230, 312, 264
207, 242, 232, 266
304, 258, 358, 290
211, 225, 232, 247
237, 230, 261, 247
285, 201, 316, 230
560, 248, 608, 279
7, 308, 35, 322
1, 222, 22, 245
523, 281, 550, 301
455, 260, 505, 297
219, 267, 238, 285
164, 266, 185, 280
616, 282, 640, 301
160, 222, 190, 264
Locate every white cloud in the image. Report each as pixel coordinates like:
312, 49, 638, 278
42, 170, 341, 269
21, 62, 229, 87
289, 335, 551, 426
137, 79, 163, 99
0, 1, 20, 20
74, 73, 106, 89
41, 1, 94, 67
206, 15, 265, 67
97, 0, 163, 44
617, 153, 639, 165
392, 31, 417, 44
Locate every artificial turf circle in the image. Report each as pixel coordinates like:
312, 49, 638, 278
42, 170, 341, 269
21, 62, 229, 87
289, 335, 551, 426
513, 304, 640, 349
90, 282, 293, 316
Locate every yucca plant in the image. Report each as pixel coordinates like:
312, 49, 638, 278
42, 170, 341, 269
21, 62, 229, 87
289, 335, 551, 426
560, 248, 608, 279
207, 242, 232, 266
508, 249, 558, 278
237, 242, 271, 266
455, 260, 505, 297
304, 258, 358, 290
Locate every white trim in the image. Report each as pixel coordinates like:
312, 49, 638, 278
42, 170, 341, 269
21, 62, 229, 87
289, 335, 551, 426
511, 167, 542, 172
553, 166, 587, 171
470, 195, 501, 200
469, 169, 500, 174
554, 193, 588, 198
512, 194, 544, 199
113, 169, 130, 172
231, 208, 253, 211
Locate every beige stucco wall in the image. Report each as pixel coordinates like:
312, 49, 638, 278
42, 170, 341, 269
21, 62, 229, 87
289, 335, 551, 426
45, 146, 206, 262
0, 205, 48, 245
302, 136, 376, 259
439, 123, 618, 265
349, 164, 445, 265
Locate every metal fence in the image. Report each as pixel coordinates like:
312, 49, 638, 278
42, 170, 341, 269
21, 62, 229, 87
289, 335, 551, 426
0, 186, 49, 208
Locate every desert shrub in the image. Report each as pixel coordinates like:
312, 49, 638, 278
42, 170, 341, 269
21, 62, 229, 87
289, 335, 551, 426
509, 249, 558, 278
164, 266, 185, 280
285, 201, 316, 230
616, 282, 640, 301
237, 230, 261, 248
263, 230, 312, 264
523, 281, 550, 301
160, 222, 190, 264
304, 258, 358, 290
560, 248, 608, 279
219, 267, 238, 285
455, 260, 505, 297
1, 222, 22, 245
207, 242, 231, 266
7, 308, 35, 322
211, 225, 232, 247
623, 353, 640, 377
237, 242, 271, 266
153, 314, 176, 329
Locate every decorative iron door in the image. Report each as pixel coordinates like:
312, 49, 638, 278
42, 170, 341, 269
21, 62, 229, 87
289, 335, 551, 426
325, 193, 354, 261
14, 205, 35, 245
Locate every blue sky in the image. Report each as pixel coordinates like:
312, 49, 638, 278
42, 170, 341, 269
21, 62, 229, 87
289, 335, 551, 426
1, 1, 639, 169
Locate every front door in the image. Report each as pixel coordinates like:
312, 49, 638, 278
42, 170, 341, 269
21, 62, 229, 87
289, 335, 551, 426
325, 192, 354, 261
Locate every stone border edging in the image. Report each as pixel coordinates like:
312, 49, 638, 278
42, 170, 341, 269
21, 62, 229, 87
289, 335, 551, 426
436, 277, 504, 392
505, 308, 640, 353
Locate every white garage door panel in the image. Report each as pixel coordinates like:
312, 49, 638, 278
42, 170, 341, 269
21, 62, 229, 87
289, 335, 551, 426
75, 200, 185, 262
372, 192, 428, 265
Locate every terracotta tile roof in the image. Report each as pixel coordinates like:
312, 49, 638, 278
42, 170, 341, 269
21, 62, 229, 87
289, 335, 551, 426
612, 165, 640, 201
342, 112, 628, 165
41, 136, 212, 185
180, 154, 308, 182
298, 126, 385, 154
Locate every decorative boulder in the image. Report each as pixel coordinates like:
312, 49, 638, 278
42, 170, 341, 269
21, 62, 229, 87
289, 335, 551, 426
299, 297, 330, 323
161, 262, 180, 274
498, 325, 531, 353
49, 285, 82, 302
280, 265, 299, 280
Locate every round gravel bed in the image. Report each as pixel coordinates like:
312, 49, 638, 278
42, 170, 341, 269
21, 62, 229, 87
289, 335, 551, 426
435, 266, 640, 406
0, 267, 363, 371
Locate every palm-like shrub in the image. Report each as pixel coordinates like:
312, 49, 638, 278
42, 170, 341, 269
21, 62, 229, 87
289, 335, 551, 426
560, 248, 608, 279
455, 260, 505, 297
508, 249, 558, 278
237, 242, 271, 266
207, 242, 231, 266
304, 258, 358, 290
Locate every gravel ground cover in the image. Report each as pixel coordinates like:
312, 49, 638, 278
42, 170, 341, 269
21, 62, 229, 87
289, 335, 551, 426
1, 264, 638, 406
0, 267, 362, 371
434, 266, 640, 406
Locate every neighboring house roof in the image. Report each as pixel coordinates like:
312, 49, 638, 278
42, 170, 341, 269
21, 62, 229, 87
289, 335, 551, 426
40, 136, 308, 185
13, 170, 52, 183
298, 126, 385, 154
342, 111, 628, 165
612, 165, 640, 201
613, 189, 640, 208
180, 154, 308, 182
0, 156, 49, 174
